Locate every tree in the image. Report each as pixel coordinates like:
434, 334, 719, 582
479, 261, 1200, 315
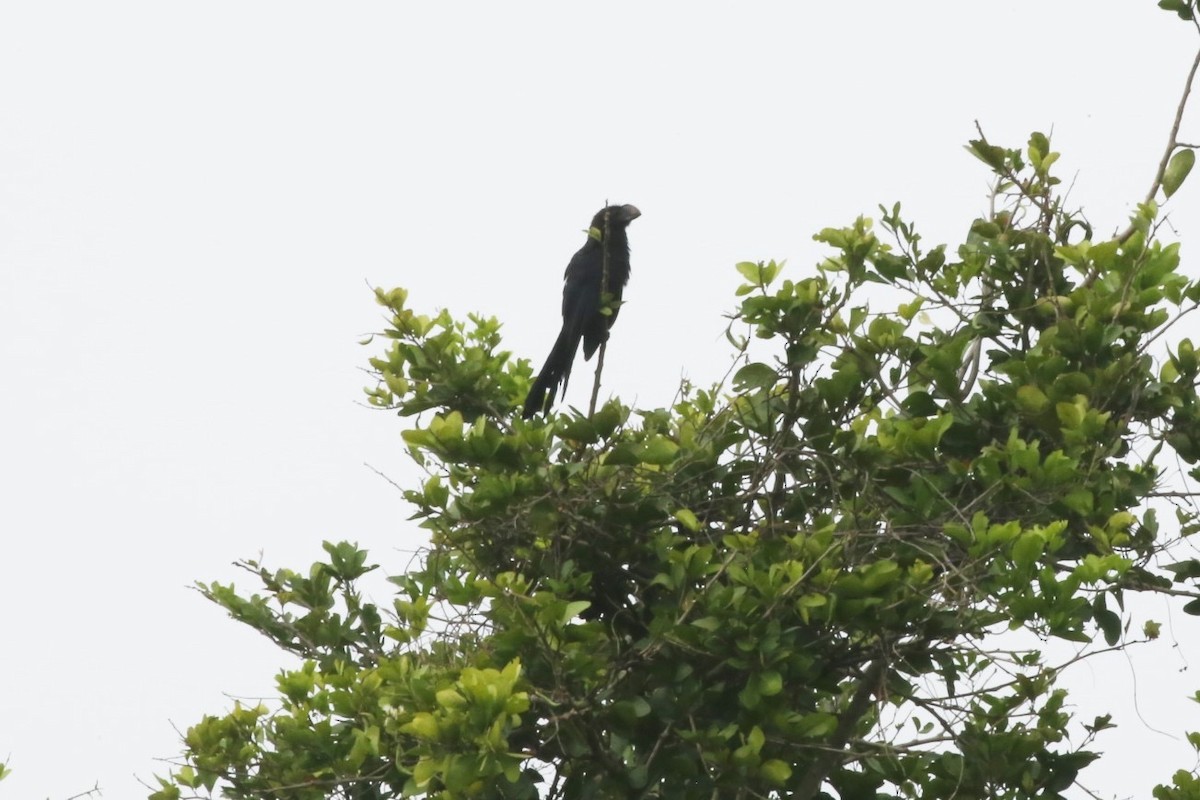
152, 6, 1200, 799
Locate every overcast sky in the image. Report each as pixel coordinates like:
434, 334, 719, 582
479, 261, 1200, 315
4, 3, 1200, 798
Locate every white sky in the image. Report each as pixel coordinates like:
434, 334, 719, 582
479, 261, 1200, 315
3, 3, 1200, 798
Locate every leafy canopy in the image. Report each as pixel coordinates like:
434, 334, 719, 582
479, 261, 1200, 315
151, 6, 1200, 799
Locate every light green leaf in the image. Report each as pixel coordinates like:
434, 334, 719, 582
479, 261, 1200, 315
1012, 531, 1045, 570
1016, 385, 1049, 414
898, 297, 924, 321
736, 261, 763, 284
1056, 401, 1084, 430
640, 436, 679, 465
760, 759, 793, 786
733, 362, 779, 390
758, 670, 783, 697
563, 600, 591, 622
1164, 148, 1195, 198
406, 712, 439, 740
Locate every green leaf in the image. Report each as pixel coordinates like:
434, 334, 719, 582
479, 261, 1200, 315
733, 362, 779, 390
591, 402, 624, 438
1012, 532, 1045, 570
1165, 559, 1200, 580
605, 443, 641, 466
1062, 489, 1094, 515
1056, 401, 1084, 430
444, 753, 479, 792
149, 781, 182, 800
736, 261, 764, 284
966, 139, 1007, 170
674, 508, 701, 532
406, 712, 439, 739
1016, 385, 1049, 415
1164, 148, 1195, 198
882, 485, 913, 507
758, 670, 783, 697
760, 759, 793, 786
1159, 0, 1196, 20
902, 391, 939, 416
898, 297, 924, 321
613, 697, 652, 725
640, 436, 680, 465
558, 417, 599, 444
175, 766, 198, 788
563, 600, 592, 622
1094, 606, 1121, 646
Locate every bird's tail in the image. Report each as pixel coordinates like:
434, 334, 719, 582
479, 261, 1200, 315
523, 320, 583, 418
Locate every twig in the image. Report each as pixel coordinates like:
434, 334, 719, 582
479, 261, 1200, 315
957, 334, 984, 398
589, 341, 606, 417
62, 784, 103, 800
1109, 45, 1200, 249
363, 462, 405, 493
1138, 46, 1200, 212
589, 205, 612, 418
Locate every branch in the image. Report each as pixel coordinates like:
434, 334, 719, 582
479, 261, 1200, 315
589, 341, 606, 417
794, 658, 887, 800
1113, 45, 1200, 246
63, 785, 103, 800
589, 205, 612, 418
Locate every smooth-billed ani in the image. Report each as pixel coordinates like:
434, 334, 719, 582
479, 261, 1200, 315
522, 203, 641, 418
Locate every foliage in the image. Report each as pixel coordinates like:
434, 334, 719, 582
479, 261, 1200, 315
153, 6, 1200, 799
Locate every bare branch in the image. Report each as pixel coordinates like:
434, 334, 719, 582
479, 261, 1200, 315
1111, 45, 1200, 248
589, 341, 607, 418
589, 205, 613, 418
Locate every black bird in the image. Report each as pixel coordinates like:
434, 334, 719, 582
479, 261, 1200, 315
523, 203, 641, 418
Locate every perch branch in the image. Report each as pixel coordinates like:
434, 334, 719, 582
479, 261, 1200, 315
589, 205, 612, 417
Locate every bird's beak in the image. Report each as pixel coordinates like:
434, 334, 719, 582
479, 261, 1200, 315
622, 204, 641, 222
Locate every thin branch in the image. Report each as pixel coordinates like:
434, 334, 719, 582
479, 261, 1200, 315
589, 205, 612, 418
794, 658, 887, 800
589, 340, 607, 417
1142, 46, 1200, 208
364, 462, 405, 493
1111, 45, 1200, 247
957, 334, 984, 397
62, 784, 103, 800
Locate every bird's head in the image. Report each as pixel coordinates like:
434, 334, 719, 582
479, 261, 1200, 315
588, 204, 641, 241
